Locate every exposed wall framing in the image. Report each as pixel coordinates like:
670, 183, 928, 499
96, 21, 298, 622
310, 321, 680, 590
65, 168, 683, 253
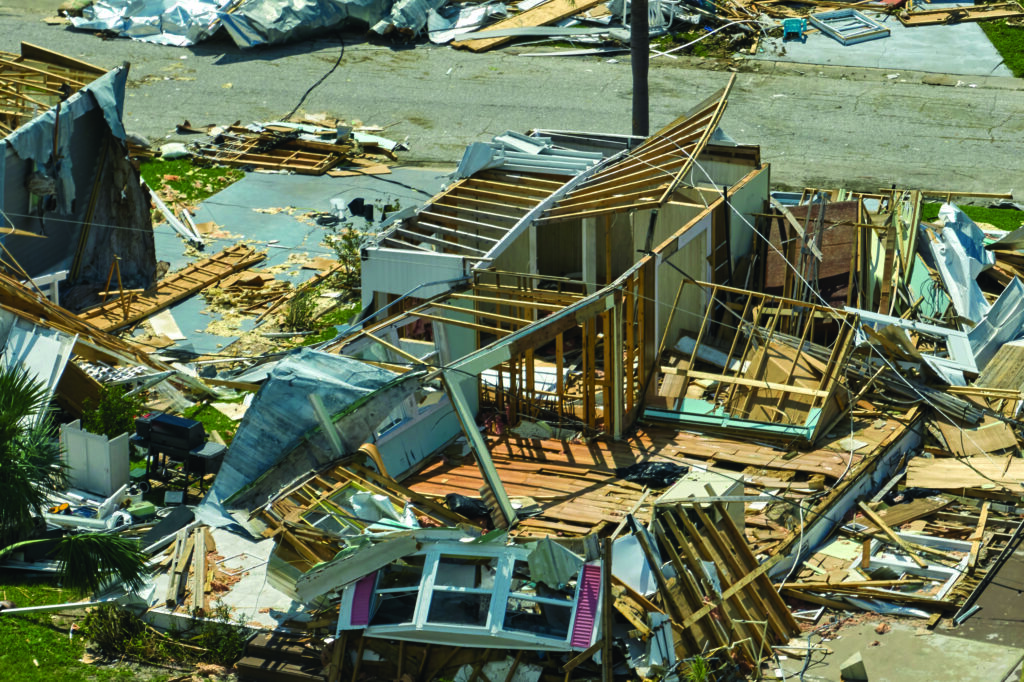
646, 281, 855, 445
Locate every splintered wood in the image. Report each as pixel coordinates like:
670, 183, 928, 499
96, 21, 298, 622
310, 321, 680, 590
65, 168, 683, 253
611, 505, 799, 666
77, 244, 266, 332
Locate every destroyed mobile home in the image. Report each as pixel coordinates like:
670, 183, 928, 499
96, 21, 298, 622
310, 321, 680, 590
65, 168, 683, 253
1, 49, 1023, 682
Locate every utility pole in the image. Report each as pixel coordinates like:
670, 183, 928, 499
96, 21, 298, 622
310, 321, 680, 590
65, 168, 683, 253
630, 0, 650, 137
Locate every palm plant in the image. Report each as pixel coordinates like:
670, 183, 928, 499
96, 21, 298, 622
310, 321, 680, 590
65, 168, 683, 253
0, 364, 66, 547
0, 365, 151, 595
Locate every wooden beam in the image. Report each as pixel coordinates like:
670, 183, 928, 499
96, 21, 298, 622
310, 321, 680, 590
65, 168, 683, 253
857, 501, 928, 569
661, 367, 831, 398
968, 501, 990, 576
412, 311, 512, 336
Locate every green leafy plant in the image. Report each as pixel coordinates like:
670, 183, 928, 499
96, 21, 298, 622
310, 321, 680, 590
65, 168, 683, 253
82, 384, 146, 439
301, 302, 362, 345
82, 600, 248, 667
684, 654, 712, 682
0, 532, 151, 595
0, 365, 66, 546
185, 601, 249, 666
52, 533, 151, 594
325, 225, 363, 298
283, 289, 318, 331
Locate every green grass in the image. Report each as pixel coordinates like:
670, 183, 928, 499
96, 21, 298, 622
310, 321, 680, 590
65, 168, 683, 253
921, 202, 1024, 232
0, 574, 175, 681
301, 302, 362, 345
980, 20, 1024, 78
183, 401, 243, 444
139, 158, 243, 206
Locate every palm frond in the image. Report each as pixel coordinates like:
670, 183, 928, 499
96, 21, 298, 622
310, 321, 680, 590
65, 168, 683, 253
52, 533, 152, 595
0, 365, 49, 445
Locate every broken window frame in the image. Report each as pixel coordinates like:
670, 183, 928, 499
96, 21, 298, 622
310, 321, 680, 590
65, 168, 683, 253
336, 541, 599, 651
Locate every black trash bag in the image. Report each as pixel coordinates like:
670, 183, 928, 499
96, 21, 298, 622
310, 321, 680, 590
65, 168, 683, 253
446, 493, 490, 518
615, 462, 689, 488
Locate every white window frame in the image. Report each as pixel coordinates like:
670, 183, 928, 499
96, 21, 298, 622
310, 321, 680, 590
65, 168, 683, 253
337, 541, 595, 651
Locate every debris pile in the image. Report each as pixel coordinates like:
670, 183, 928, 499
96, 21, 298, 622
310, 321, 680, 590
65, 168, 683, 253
4, 45, 1024, 682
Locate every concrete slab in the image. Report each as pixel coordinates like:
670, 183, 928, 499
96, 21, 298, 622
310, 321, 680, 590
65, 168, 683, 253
948, 542, 1024, 649
145, 526, 308, 631
775, 620, 1023, 681
746, 12, 1011, 77
147, 168, 448, 355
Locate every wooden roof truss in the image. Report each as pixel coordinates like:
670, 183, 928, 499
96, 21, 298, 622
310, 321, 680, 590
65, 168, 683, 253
539, 74, 735, 224
0, 43, 105, 137
377, 170, 563, 257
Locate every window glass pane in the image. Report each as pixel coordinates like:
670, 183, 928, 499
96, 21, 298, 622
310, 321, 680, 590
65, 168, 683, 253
301, 510, 348, 536
504, 599, 572, 639
510, 561, 574, 602
435, 556, 496, 589
378, 560, 424, 590
427, 592, 491, 626
371, 591, 418, 626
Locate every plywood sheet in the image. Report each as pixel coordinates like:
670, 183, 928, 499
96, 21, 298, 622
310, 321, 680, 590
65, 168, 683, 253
452, 0, 605, 52
907, 456, 1024, 490
934, 417, 1018, 458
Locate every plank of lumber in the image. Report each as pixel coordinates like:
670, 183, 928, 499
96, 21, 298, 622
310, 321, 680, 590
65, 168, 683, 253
906, 456, 1024, 490
968, 501, 990, 575
190, 528, 207, 612
20, 42, 106, 75
860, 496, 952, 535
77, 245, 265, 332
166, 529, 194, 608
163, 530, 185, 608
452, 0, 605, 52
857, 501, 928, 568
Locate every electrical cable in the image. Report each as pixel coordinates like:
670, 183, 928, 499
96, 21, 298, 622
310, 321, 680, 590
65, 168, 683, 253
282, 34, 345, 123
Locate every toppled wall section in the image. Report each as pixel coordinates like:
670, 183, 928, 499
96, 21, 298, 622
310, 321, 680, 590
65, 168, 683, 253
1, 49, 155, 301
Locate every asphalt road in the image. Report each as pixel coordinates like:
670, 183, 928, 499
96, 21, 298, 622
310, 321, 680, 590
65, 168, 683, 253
1, 0, 1021, 196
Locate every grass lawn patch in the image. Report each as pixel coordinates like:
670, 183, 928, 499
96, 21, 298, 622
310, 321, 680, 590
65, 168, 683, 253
183, 401, 243, 444
0, 574, 175, 681
980, 20, 1024, 78
921, 202, 1024, 231
139, 158, 243, 207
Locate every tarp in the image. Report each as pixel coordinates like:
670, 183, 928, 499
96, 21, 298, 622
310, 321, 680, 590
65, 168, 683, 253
71, 0, 448, 47
71, 0, 232, 46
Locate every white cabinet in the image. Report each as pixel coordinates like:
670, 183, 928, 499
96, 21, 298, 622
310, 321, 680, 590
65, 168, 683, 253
59, 420, 130, 498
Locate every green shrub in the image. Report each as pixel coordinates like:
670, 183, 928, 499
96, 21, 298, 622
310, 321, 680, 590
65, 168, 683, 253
81, 385, 146, 439
283, 290, 318, 331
